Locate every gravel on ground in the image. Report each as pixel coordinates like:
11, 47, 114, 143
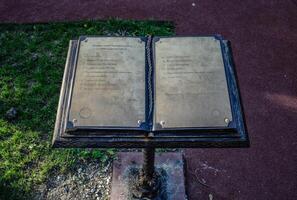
33, 160, 112, 200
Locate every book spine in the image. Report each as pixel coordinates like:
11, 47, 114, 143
146, 35, 154, 131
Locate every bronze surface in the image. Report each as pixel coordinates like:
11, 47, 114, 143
69, 37, 146, 128
153, 37, 232, 129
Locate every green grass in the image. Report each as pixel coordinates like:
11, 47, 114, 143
0, 20, 174, 200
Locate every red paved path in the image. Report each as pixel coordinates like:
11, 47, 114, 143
1, 1, 297, 199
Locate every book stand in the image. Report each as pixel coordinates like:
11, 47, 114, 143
52, 36, 249, 200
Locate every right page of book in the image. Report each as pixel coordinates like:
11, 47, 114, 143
153, 37, 232, 130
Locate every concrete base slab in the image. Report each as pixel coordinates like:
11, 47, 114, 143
110, 152, 187, 200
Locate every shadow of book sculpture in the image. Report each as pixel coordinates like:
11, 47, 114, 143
52, 35, 249, 148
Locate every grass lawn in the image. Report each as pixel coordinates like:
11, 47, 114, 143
0, 20, 174, 200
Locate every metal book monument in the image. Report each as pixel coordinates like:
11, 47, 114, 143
52, 35, 249, 199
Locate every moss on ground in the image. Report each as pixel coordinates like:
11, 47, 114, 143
0, 20, 174, 200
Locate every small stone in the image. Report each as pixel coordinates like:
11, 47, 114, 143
5, 107, 17, 120
60, 194, 67, 200
64, 186, 69, 193
32, 53, 38, 61
209, 193, 214, 200
96, 191, 102, 198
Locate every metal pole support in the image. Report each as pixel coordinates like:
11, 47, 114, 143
142, 147, 155, 181
132, 147, 160, 199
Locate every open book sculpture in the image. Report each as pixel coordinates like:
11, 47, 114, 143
52, 36, 249, 148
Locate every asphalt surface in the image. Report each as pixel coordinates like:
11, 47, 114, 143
1, 0, 297, 199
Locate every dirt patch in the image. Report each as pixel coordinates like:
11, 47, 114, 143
33, 160, 112, 200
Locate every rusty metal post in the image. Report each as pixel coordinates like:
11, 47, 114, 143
132, 147, 160, 199
142, 147, 155, 181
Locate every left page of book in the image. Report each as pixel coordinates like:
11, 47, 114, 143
68, 37, 146, 128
